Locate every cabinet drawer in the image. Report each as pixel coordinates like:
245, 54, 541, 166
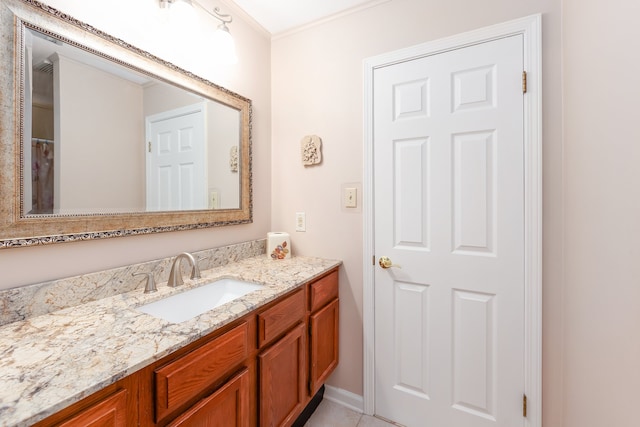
155, 322, 249, 422
308, 269, 338, 312
57, 389, 127, 427
258, 289, 304, 348
167, 368, 249, 427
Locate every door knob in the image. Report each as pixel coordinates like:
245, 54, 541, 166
379, 256, 401, 269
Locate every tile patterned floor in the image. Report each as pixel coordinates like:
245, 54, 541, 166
305, 399, 398, 427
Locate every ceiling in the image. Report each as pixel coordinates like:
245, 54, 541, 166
227, 0, 377, 34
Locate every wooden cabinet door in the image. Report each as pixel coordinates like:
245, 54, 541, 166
258, 323, 306, 427
309, 298, 339, 395
57, 389, 127, 427
167, 368, 249, 427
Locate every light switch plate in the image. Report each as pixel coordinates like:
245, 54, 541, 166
344, 187, 357, 208
208, 191, 219, 209
340, 182, 362, 213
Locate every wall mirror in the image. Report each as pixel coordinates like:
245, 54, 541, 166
0, 0, 252, 248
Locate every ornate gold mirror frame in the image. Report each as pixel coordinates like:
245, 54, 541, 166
0, 0, 252, 248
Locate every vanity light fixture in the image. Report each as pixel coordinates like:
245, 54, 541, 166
159, 0, 191, 8
210, 7, 238, 64
159, 0, 194, 14
159, 0, 238, 64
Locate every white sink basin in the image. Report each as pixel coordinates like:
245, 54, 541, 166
137, 278, 263, 323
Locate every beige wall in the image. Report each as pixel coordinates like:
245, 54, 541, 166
56, 55, 144, 212
271, 0, 564, 424
207, 101, 241, 209
0, 0, 271, 288
562, 0, 640, 425
143, 81, 202, 117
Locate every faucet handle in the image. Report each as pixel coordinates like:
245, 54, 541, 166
133, 272, 157, 294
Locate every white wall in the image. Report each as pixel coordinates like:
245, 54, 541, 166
0, 0, 271, 288
271, 0, 564, 424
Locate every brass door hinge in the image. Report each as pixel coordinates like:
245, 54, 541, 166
522, 71, 527, 94
523, 394, 527, 417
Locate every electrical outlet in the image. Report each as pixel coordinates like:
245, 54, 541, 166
295, 212, 306, 232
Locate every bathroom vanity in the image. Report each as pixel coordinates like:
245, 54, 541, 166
0, 253, 340, 427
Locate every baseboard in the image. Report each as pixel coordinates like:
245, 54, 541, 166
323, 384, 364, 414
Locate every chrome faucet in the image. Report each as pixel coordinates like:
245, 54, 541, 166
167, 252, 201, 287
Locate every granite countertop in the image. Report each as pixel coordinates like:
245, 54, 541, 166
0, 255, 341, 427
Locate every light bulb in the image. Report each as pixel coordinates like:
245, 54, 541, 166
170, 0, 195, 19
212, 25, 238, 65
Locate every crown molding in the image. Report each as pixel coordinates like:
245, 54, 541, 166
216, 0, 272, 39
272, 0, 391, 41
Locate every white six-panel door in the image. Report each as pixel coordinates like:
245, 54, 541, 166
373, 35, 525, 426
146, 103, 206, 211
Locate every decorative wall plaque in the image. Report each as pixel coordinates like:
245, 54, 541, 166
301, 135, 322, 166
230, 146, 239, 172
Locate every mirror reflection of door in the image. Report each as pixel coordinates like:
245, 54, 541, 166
146, 103, 207, 211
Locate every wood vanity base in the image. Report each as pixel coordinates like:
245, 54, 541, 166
33, 268, 339, 427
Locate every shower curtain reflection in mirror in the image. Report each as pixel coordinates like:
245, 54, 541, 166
30, 138, 54, 214
28, 50, 55, 214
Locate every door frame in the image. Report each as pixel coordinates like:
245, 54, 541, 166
362, 14, 542, 426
